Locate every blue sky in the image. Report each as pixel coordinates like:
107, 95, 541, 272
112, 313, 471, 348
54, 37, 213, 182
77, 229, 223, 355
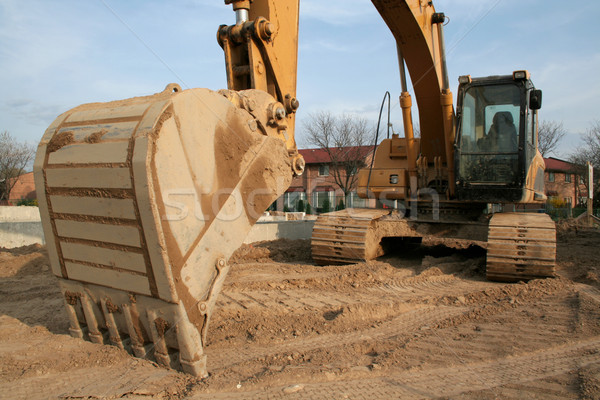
1, 0, 599, 159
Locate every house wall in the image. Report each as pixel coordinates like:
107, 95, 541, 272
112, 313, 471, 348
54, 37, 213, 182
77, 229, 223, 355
5, 172, 36, 205
545, 170, 586, 207
286, 162, 376, 212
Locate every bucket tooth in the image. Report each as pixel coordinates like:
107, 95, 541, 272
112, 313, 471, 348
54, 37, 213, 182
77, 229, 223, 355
147, 310, 174, 369
34, 87, 293, 376
101, 298, 126, 350
80, 294, 104, 344
122, 304, 148, 358
175, 312, 208, 376
63, 293, 84, 339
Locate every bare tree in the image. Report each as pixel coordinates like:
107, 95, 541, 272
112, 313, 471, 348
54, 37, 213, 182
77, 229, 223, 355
574, 121, 600, 167
303, 112, 375, 198
568, 121, 600, 205
538, 120, 566, 157
0, 131, 36, 203
570, 121, 600, 169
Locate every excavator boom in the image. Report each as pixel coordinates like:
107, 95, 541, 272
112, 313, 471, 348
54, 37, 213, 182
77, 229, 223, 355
372, 0, 452, 163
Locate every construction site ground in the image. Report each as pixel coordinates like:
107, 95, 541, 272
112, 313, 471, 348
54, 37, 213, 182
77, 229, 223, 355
1, 223, 600, 399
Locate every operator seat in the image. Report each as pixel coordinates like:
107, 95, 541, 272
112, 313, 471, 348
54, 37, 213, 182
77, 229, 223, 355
490, 111, 518, 152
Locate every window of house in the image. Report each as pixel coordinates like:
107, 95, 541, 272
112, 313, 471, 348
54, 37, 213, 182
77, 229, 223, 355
565, 197, 572, 207
283, 191, 306, 212
565, 173, 571, 183
548, 172, 555, 182
319, 164, 329, 176
313, 191, 333, 212
580, 175, 585, 184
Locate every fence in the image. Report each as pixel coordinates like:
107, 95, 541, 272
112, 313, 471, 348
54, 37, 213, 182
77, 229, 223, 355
281, 192, 372, 214
545, 205, 600, 221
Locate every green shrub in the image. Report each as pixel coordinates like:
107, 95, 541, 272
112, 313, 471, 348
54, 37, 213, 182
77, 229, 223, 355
548, 197, 566, 209
321, 198, 331, 214
17, 198, 38, 207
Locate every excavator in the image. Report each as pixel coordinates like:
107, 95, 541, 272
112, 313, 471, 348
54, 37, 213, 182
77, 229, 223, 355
312, 2, 555, 283
32, 0, 554, 377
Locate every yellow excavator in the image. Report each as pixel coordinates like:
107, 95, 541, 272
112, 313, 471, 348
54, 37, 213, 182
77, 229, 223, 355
312, 1, 555, 283
33, 0, 554, 377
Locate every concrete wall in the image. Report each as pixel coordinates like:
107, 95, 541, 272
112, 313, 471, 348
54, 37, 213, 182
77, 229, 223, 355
0, 206, 314, 249
243, 220, 315, 244
0, 206, 45, 248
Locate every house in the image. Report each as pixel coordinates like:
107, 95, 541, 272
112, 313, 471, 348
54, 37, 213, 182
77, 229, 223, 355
2, 157, 593, 212
2, 172, 36, 206
278, 151, 595, 213
544, 157, 588, 208
281, 146, 375, 212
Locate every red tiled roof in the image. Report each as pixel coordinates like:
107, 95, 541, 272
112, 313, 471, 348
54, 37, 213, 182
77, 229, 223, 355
544, 157, 576, 172
299, 146, 373, 164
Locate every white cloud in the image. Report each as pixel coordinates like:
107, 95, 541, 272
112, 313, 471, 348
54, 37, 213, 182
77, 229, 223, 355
0, 1, 97, 79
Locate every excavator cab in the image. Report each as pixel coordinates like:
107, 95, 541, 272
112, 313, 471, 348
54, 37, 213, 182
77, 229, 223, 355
454, 71, 545, 203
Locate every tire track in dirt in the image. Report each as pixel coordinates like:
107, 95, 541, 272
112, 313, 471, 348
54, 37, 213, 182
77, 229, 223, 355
216, 288, 354, 312
206, 305, 468, 370
473, 374, 584, 400
195, 337, 600, 399
370, 275, 491, 301
216, 274, 492, 313
576, 283, 600, 304
209, 271, 570, 372
0, 361, 177, 400
389, 291, 581, 383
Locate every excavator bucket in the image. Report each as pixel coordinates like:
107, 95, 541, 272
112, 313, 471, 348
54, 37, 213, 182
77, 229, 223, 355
33, 85, 293, 377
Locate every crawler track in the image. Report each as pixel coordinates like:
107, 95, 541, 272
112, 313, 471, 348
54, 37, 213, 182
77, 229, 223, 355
311, 209, 390, 264
487, 213, 556, 281
313, 210, 558, 284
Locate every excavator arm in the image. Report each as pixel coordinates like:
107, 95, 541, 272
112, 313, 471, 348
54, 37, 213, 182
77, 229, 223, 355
219, 0, 304, 174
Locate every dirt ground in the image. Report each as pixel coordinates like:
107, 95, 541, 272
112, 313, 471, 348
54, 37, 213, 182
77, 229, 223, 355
1, 224, 600, 399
